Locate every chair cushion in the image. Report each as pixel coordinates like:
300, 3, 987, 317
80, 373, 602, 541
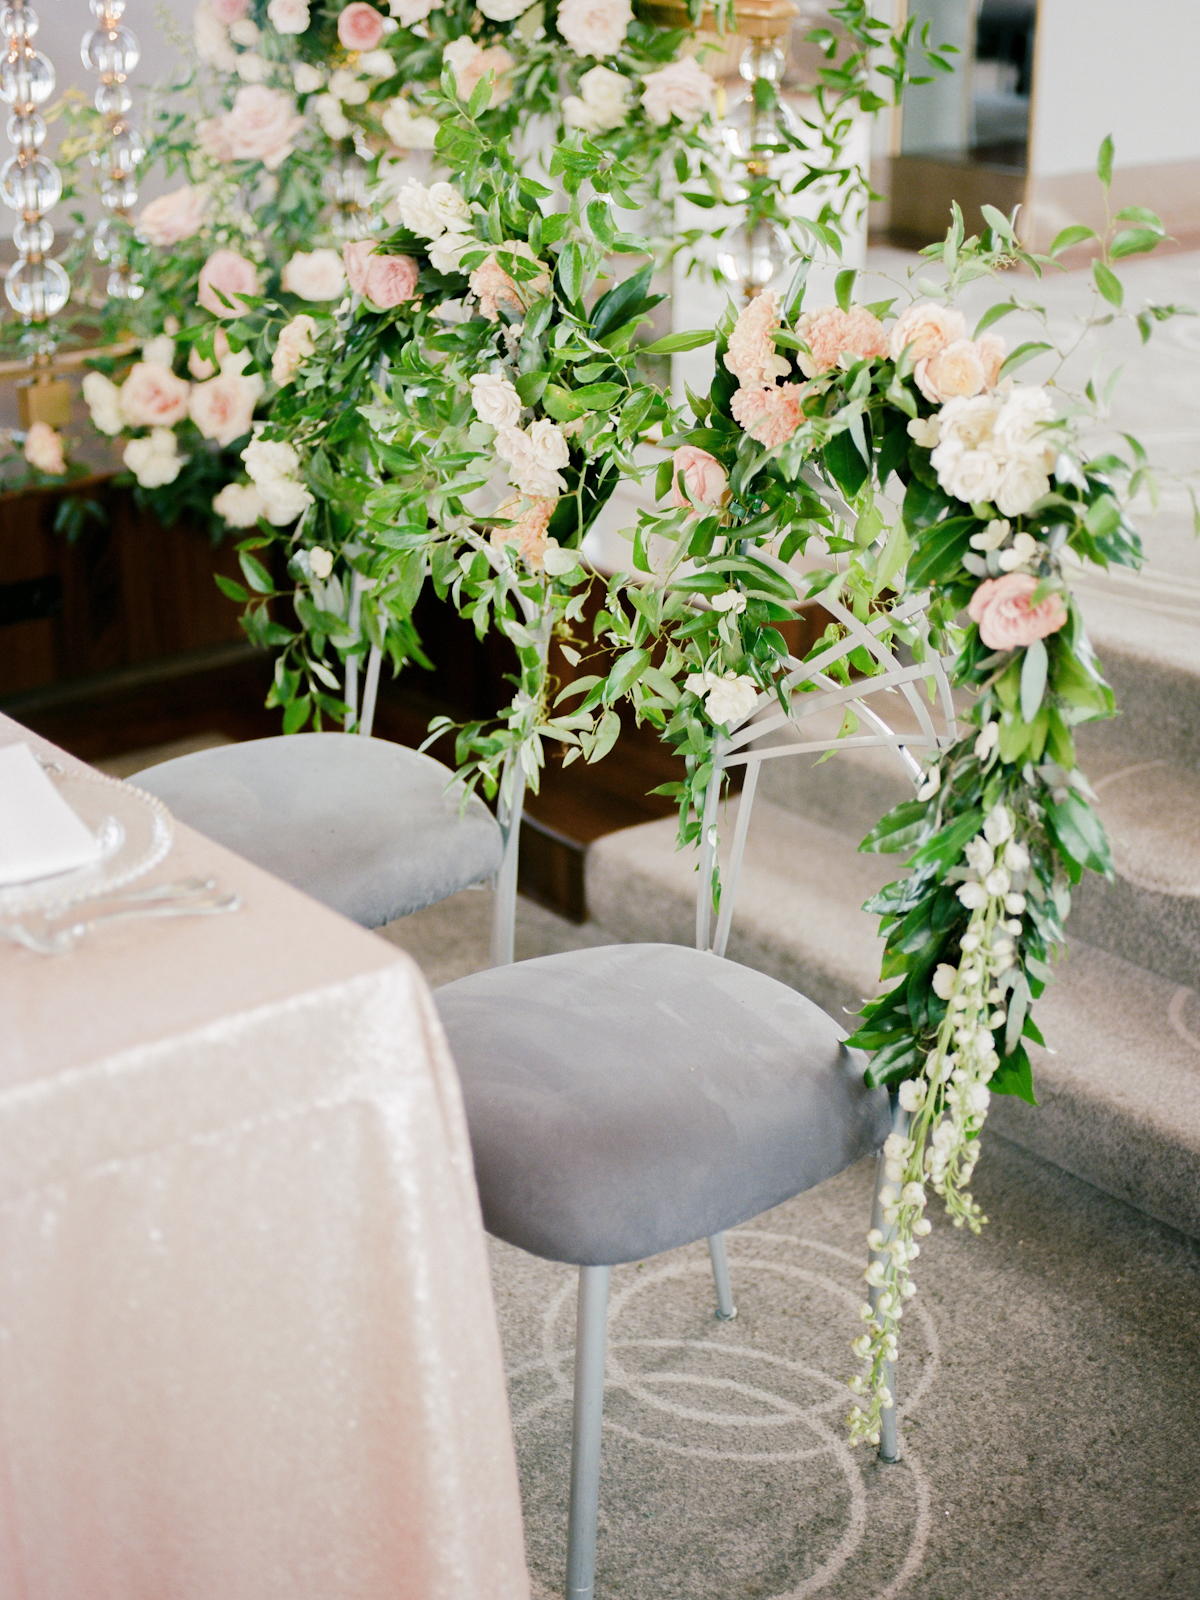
435, 942, 890, 1266
134, 734, 503, 929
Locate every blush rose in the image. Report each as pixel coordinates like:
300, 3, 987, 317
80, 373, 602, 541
342, 241, 419, 308
967, 573, 1067, 651
138, 185, 207, 247
670, 445, 727, 509
198, 249, 261, 317
337, 2, 385, 50
118, 361, 191, 428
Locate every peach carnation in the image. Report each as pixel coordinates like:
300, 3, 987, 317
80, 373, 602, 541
337, 2, 385, 50
967, 572, 1068, 652
794, 304, 887, 377
491, 495, 557, 570
888, 301, 967, 365
724, 291, 791, 387
198, 249, 261, 317
730, 383, 805, 448
138, 185, 207, 247
670, 445, 727, 509
342, 241, 419, 308
119, 361, 191, 428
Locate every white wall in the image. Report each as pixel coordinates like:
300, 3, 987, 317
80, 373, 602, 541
1030, 0, 1200, 176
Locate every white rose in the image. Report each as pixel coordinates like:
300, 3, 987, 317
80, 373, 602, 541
82, 371, 124, 436
141, 334, 176, 368
213, 482, 267, 527
308, 546, 334, 579
470, 372, 522, 428
281, 248, 347, 301
235, 52, 270, 84
556, 0, 632, 58
495, 424, 566, 497
942, 448, 1002, 506
194, 3, 237, 69
314, 94, 352, 139
271, 314, 318, 386
396, 180, 443, 238
478, 0, 536, 16
230, 17, 260, 44
529, 417, 569, 471
243, 436, 302, 485
640, 56, 715, 127
933, 393, 999, 451
329, 68, 370, 105
380, 97, 439, 149
563, 64, 630, 132
427, 181, 469, 232
359, 49, 396, 77
993, 385, 1055, 452
427, 231, 475, 274
124, 428, 184, 489
389, 0, 442, 22
258, 475, 313, 525
994, 455, 1050, 518
268, 0, 310, 31
686, 670, 758, 727
293, 61, 323, 92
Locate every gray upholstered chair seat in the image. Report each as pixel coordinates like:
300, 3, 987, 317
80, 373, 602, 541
134, 733, 503, 929
435, 942, 890, 1266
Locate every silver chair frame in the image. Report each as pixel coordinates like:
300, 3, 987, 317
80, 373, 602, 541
562, 567, 958, 1597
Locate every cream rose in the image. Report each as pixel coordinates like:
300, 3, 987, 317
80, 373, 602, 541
427, 232, 475, 274
342, 240, 419, 308
670, 444, 727, 509
443, 38, 513, 105
235, 52, 270, 84
529, 418, 569, 473
390, 0, 442, 22
23, 421, 65, 475
495, 424, 567, 497
993, 386, 1056, 453
556, 0, 632, 58
397, 180, 443, 238
281, 249, 347, 301
329, 68, 370, 105
268, 0, 310, 32
272, 314, 318, 386
196, 115, 234, 163
976, 333, 1005, 389
118, 361, 191, 428
994, 454, 1051, 518
138, 185, 207, 247
189, 370, 264, 447
293, 61, 323, 92
313, 94, 352, 140
470, 372, 522, 428
223, 85, 304, 170
562, 64, 630, 132
198, 249, 260, 317
914, 337, 987, 404
478, 0, 536, 18
82, 371, 123, 435
888, 301, 967, 364
359, 48, 396, 77
967, 573, 1067, 652
381, 97, 439, 149
243, 436, 302, 484
213, 482, 267, 527
640, 56, 715, 127
124, 428, 184, 489
941, 448, 1002, 507
724, 291, 791, 387
337, 2, 386, 50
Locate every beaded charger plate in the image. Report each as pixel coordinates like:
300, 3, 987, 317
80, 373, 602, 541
0, 763, 174, 920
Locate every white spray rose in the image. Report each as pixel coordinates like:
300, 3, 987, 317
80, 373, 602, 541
556, 0, 632, 58
268, 0, 310, 32
994, 454, 1051, 518
358, 49, 397, 77
397, 180, 444, 238
124, 428, 184, 488
640, 56, 715, 127
562, 64, 630, 132
469, 372, 522, 428
292, 61, 323, 92
685, 670, 759, 728
281, 249, 346, 301
380, 97, 439, 149
528, 418, 569, 472
427, 232, 475, 274
82, 371, 124, 436
313, 94, 351, 139
235, 53, 270, 84
478, 0, 536, 17
329, 68, 370, 105
213, 482, 267, 527
308, 546, 334, 579
495, 424, 567, 497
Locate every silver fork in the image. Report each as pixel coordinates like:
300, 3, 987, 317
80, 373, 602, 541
0, 892, 242, 956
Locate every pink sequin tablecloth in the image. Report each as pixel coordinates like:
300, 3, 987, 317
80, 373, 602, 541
0, 715, 529, 1600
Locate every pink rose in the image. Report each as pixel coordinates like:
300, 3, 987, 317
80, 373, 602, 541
670, 445, 727, 509
210, 0, 249, 21
729, 383, 805, 448
138, 185, 208, 247
491, 494, 557, 570
342, 241, 419, 308
337, 2, 385, 50
223, 85, 304, 170
889, 301, 967, 365
724, 290, 791, 388
118, 361, 191, 428
196, 116, 234, 163
198, 249, 261, 317
967, 573, 1068, 652
795, 304, 887, 377
188, 370, 264, 447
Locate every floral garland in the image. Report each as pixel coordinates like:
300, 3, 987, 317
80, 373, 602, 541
585, 165, 1188, 1448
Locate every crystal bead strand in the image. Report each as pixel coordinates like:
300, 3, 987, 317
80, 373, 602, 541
0, 1, 69, 328
81, 0, 144, 299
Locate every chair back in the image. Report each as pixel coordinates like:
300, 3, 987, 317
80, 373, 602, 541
693, 555, 957, 959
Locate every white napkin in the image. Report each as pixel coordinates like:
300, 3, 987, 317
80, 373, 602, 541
0, 743, 104, 888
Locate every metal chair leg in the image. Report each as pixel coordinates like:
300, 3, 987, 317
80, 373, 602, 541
566, 1265, 610, 1600
707, 1232, 737, 1320
868, 1089, 910, 1464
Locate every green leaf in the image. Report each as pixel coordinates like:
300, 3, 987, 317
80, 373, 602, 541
999, 341, 1053, 379
589, 707, 621, 763
1096, 133, 1114, 190
990, 1044, 1038, 1104
282, 694, 312, 735
642, 329, 717, 354
907, 807, 985, 872
1110, 227, 1163, 259
215, 574, 249, 603
239, 552, 273, 594
1020, 637, 1048, 723
980, 204, 1016, 242
1093, 260, 1123, 308
605, 646, 651, 701
974, 300, 1020, 336
823, 428, 869, 498
557, 242, 585, 305
1115, 206, 1163, 232
1048, 792, 1113, 878
834, 268, 857, 312
1049, 224, 1098, 257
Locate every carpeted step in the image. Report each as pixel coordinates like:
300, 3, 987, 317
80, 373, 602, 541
586, 801, 1200, 1239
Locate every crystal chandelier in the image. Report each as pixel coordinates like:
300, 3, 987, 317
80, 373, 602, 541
81, 0, 144, 298
0, 1, 69, 331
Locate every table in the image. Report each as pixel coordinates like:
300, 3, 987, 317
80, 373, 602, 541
0, 716, 530, 1600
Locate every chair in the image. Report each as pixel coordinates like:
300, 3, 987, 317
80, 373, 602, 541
434, 570, 957, 1600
